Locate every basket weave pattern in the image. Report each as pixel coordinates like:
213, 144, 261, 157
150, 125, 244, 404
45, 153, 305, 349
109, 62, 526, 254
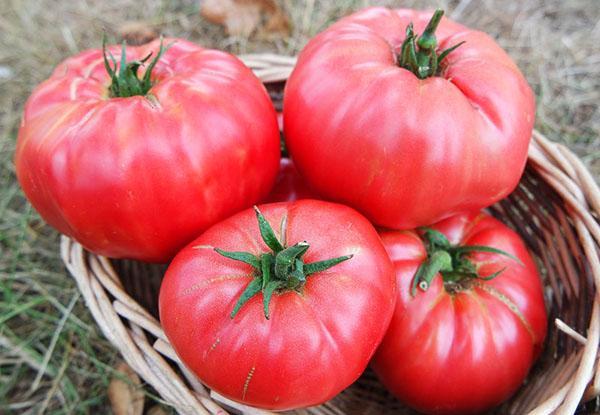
60, 55, 600, 415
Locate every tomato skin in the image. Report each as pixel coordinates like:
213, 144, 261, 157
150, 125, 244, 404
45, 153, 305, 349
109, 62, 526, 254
283, 8, 535, 229
15, 38, 280, 262
372, 212, 547, 415
159, 200, 396, 410
263, 158, 315, 203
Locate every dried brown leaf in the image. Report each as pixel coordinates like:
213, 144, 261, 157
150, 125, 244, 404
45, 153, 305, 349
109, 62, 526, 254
259, 0, 290, 35
118, 21, 158, 45
201, 0, 290, 37
108, 361, 144, 415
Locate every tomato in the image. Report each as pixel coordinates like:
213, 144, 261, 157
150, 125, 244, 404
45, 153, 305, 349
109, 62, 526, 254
15, 38, 279, 262
159, 200, 396, 410
372, 212, 547, 414
262, 158, 314, 203
283, 8, 535, 230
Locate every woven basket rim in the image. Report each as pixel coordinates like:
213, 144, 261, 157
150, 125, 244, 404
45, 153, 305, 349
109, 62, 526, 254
59, 53, 600, 415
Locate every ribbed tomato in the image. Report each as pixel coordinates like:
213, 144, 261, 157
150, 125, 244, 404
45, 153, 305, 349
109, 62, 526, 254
372, 212, 547, 414
15, 38, 279, 262
159, 200, 396, 410
284, 8, 535, 229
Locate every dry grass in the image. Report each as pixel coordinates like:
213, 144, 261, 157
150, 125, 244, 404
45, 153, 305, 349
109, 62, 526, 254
0, 0, 598, 413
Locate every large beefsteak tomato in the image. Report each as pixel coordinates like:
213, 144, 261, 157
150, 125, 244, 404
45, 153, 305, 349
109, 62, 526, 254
372, 212, 547, 414
159, 200, 396, 410
284, 8, 535, 229
15, 38, 279, 262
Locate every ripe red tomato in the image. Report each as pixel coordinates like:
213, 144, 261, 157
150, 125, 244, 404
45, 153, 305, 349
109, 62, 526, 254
159, 200, 396, 410
372, 212, 547, 414
262, 158, 314, 203
284, 8, 535, 229
15, 38, 279, 262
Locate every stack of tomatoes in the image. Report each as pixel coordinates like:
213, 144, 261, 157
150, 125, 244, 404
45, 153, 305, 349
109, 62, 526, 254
16, 7, 547, 415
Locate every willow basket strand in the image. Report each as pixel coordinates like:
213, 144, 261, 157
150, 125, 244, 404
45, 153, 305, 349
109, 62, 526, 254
60, 54, 600, 415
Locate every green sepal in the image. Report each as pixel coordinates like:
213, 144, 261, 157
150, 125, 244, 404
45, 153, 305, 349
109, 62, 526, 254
219, 206, 354, 320
143, 39, 169, 85
287, 258, 306, 289
477, 267, 507, 281
420, 227, 451, 250
437, 41, 466, 64
397, 9, 465, 79
452, 245, 524, 266
254, 206, 284, 252
260, 253, 274, 290
214, 248, 260, 269
400, 23, 415, 67
407, 36, 419, 74
263, 281, 283, 319
305, 254, 353, 275
412, 226, 525, 295
405, 22, 415, 39
230, 278, 262, 319
274, 242, 309, 279
118, 41, 127, 82
101, 35, 172, 98
102, 35, 118, 89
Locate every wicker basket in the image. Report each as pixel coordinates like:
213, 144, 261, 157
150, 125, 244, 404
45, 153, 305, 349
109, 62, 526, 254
60, 54, 600, 415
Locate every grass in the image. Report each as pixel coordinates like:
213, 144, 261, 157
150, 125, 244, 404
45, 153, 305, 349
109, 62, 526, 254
0, 0, 598, 413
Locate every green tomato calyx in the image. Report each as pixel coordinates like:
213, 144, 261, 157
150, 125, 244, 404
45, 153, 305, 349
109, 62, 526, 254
411, 227, 523, 296
215, 206, 353, 320
397, 9, 465, 79
102, 35, 171, 98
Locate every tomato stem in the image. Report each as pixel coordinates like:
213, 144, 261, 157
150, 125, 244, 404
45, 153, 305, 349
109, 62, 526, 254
397, 9, 465, 79
102, 35, 171, 98
215, 206, 353, 319
411, 228, 523, 296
